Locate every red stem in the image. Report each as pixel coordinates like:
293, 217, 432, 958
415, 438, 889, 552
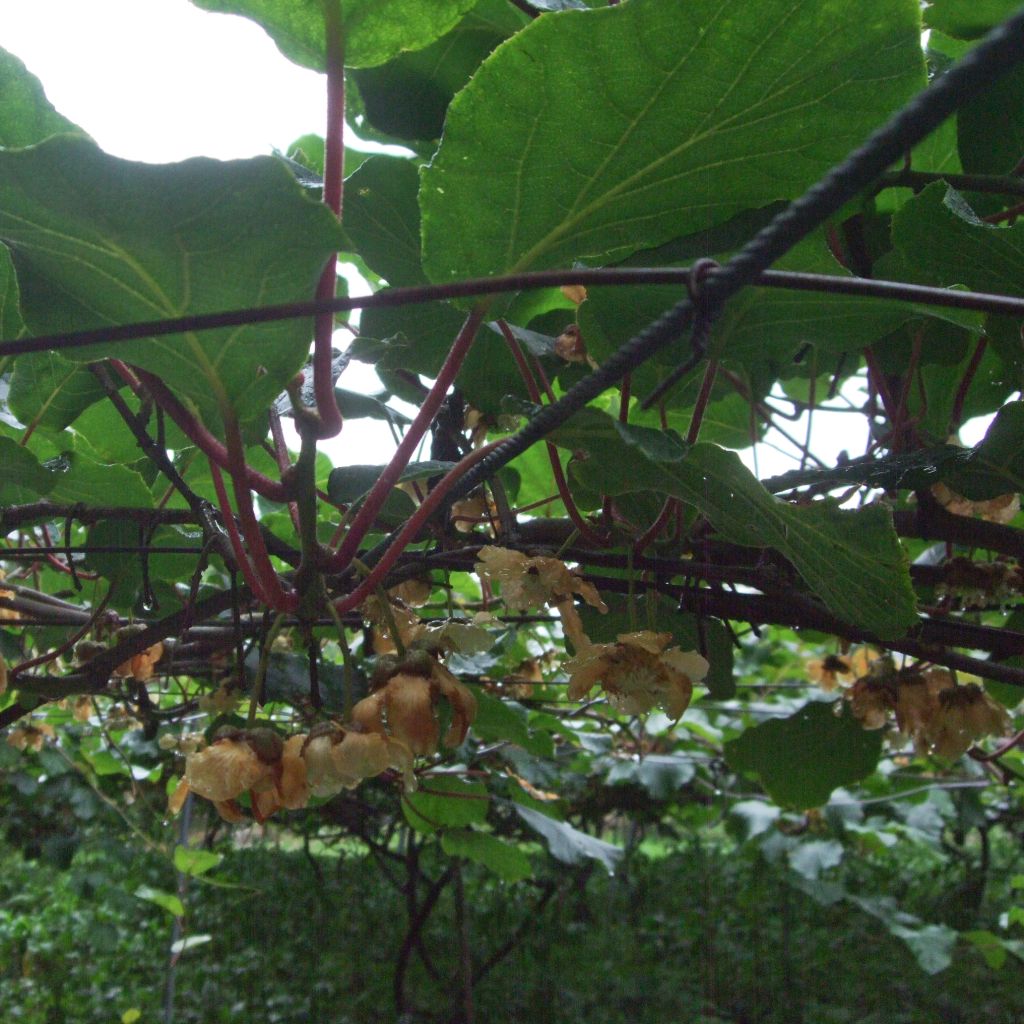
949, 337, 988, 434
530, 356, 608, 545
209, 459, 270, 606
222, 416, 299, 612
268, 404, 302, 533
686, 358, 719, 445
327, 305, 489, 571
310, 5, 347, 439
333, 442, 502, 615
113, 363, 291, 502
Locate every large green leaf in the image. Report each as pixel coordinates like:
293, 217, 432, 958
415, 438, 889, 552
421, 0, 924, 280
0, 47, 80, 148
0, 137, 343, 429
190, 0, 477, 70
958, 65, 1024, 176
556, 411, 917, 638
46, 454, 154, 509
404, 775, 489, 834
0, 246, 24, 342
725, 702, 883, 809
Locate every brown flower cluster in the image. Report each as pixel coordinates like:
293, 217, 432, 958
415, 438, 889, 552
845, 657, 1011, 759
169, 652, 478, 824
475, 546, 607, 651
934, 556, 1023, 610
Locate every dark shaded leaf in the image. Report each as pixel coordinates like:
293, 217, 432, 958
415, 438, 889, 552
725, 702, 883, 809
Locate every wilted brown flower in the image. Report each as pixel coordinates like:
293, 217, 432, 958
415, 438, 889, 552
7, 722, 55, 752
846, 676, 896, 730
449, 493, 498, 534
924, 683, 1012, 759
389, 575, 433, 608
172, 728, 309, 824
935, 556, 1023, 609
112, 629, 165, 683
554, 324, 594, 366
565, 631, 709, 720
475, 546, 607, 650
352, 657, 477, 757
362, 595, 421, 655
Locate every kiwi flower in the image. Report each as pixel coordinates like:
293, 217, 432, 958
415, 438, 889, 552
565, 631, 709, 720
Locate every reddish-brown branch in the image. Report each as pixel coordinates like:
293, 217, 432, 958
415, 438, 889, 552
332, 442, 502, 615
949, 337, 988, 434
222, 416, 299, 612
118, 364, 291, 503
209, 459, 270, 606
310, 3, 346, 439
328, 305, 489, 571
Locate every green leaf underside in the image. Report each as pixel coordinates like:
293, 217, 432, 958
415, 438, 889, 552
327, 460, 456, 506
352, 0, 526, 142
421, 0, 924, 281
556, 410, 916, 638
9, 352, 108, 433
341, 156, 424, 286
514, 804, 622, 874
0, 46, 81, 148
190, 0, 477, 70
0, 137, 343, 428
725, 702, 883, 808
892, 183, 1024, 298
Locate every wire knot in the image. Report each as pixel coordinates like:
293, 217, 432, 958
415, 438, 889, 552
641, 258, 720, 409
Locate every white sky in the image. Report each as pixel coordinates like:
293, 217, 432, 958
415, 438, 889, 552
3, 2, 992, 481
